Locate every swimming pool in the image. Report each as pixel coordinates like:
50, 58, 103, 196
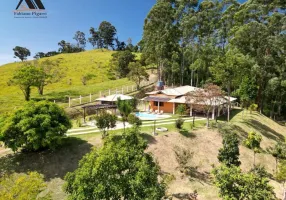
135, 112, 171, 120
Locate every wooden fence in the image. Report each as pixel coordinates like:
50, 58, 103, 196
67, 80, 155, 108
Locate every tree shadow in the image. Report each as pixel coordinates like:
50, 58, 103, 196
0, 137, 92, 181
187, 166, 211, 185
179, 129, 196, 138
172, 192, 198, 200
141, 133, 157, 144
243, 119, 284, 141
217, 108, 243, 121
232, 124, 249, 141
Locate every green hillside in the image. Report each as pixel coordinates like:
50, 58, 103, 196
1, 110, 286, 199
0, 49, 134, 113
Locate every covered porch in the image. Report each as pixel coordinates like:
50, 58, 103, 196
141, 96, 172, 114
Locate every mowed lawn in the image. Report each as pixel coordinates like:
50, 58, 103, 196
0, 49, 134, 113
1, 111, 286, 199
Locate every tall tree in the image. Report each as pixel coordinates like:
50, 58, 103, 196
58, 40, 83, 53
109, 50, 135, 78
115, 37, 126, 51
34, 52, 45, 59
126, 37, 134, 51
230, 0, 286, 113
13, 46, 31, 62
64, 128, 165, 200
127, 62, 149, 90
73, 31, 86, 49
236, 77, 258, 111
98, 21, 117, 49
142, 0, 179, 82
210, 48, 251, 122
88, 27, 100, 49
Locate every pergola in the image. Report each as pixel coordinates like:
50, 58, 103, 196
81, 104, 117, 122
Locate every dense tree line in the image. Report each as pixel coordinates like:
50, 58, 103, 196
142, 0, 286, 119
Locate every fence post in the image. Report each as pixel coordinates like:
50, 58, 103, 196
109, 89, 111, 95
90, 93, 92, 102
54, 100, 56, 103
69, 97, 71, 107
80, 95, 82, 104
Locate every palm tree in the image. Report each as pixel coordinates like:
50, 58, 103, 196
116, 97, 132, 132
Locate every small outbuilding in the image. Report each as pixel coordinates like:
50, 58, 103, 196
96, 94, 133, 104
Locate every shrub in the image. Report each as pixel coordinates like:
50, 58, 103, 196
173, 146, 193, 168
218, 132, 241, 167
64, 128, 165, 199
76, 117, 82, 127
162, 173, 176, 185
0, 172, 50, 200
210, 121, 217, 129
95, 111, 117, 138
175, 118, 184, 129
127, 113, 142, 126
248, 103, 258, 114
176, 104, 186, 116
0, 101, 71, 152
212, 165, 276, 200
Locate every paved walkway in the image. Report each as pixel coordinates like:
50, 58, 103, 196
67, 117, 206, 136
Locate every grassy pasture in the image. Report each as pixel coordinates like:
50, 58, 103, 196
0, 49, 134, 113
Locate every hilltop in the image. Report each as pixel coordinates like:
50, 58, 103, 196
0, 49, 135, 113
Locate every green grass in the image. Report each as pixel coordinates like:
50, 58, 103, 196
0, 49, 135, 113
1, 109, 286, 199
74, 119, 207, 141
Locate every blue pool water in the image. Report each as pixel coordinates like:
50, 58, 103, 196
135, 112, 170, 120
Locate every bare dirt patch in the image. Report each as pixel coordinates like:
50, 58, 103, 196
147, 128, 222, 200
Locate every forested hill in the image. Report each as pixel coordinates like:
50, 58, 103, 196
0, 49, 134, 113
142, 0, 286, 120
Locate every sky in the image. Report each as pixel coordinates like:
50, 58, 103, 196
0, 0, 156, 65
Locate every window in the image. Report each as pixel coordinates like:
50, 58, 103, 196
154, 101, 164, 107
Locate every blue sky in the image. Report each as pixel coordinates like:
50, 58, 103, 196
0, 0, 156, 65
